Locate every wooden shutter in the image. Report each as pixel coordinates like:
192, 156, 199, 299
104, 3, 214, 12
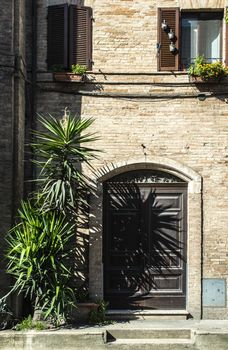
69, 6, 93, 70
47, 4, 68, 70
157, 8, 180, 71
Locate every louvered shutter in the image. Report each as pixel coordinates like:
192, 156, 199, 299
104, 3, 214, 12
158, 8, 180, 71
69, 6, 93, 70
47, 4, 68, 70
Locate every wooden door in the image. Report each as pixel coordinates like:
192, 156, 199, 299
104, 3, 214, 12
103, 178, 187, 310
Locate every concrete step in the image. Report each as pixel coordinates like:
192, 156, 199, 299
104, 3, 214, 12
106, 309, 189, 321
105, 328, 192, 340
106, 338, 197, 350
104, 327, 196, 350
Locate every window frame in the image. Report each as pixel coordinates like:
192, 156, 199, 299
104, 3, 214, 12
180, 10, 224, 69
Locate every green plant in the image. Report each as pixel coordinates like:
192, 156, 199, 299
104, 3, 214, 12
6, 111, 99, 326
226, 9, 228, 24
88, 300, 109, 325
6, 202, 76, 325
75, 290, 89, 303
15, 315, 47, 331
32, 113, 99, 216
71, 64, 87, 75
188, 55, 228, 81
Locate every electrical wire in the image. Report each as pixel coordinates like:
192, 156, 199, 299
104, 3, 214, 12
36, 86, 228, 101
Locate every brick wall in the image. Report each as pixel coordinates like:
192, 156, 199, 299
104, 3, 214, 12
0, 0, 227, 319
0, 1, 15, 300
0, 0, 26, 316
34, 0, 228, 319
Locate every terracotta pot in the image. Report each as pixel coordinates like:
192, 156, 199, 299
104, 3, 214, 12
74, 303, 99, 323
53, 72, 85, 82
189, 75, 221, 83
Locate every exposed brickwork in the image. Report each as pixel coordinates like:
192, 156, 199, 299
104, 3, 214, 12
0, 0, 26, 314
34, 0, 228, 319
0, 0, 15, 300
0, 0, 227, 319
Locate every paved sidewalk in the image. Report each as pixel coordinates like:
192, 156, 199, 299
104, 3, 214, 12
1, 319, 228, 350
65, 319, 228, 333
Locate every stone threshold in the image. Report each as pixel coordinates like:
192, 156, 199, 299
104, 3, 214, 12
106, 309, 189, 315
106, 309, 190, 320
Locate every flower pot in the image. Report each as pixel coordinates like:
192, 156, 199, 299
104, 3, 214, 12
53, 72, 85, 82
73, 303, 99, 323
189, 76, 221, 83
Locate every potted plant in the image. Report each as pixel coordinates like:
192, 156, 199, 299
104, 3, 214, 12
76, 302, 99, 323
72, 292, 110, 324
52, 64, 87, 82
5, 111, 99, 327
188, 55, 228, 82
70, 291, 98, 323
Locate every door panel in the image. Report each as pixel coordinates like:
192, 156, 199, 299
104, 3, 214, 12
104, 182, 187, 310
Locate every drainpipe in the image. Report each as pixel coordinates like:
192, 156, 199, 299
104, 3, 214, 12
31, 0, 37, 189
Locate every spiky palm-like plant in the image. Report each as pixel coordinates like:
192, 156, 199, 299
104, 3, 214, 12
32, 113, 99, 216
6, 202, 76, 324
4, 112, 99, 325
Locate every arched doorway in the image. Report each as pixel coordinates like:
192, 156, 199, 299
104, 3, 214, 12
103, 169, 187, 310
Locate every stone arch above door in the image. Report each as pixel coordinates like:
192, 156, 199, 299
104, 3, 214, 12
89, 158, 202, 318
95, 157, 201, 194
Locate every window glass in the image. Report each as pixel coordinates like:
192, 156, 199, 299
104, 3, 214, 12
181, 12, 223, 67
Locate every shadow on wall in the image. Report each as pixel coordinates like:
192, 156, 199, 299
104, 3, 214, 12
189, 79, 228, 103
23, 91, 92, 315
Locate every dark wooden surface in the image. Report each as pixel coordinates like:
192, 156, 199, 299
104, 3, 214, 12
104, 182, 187, 309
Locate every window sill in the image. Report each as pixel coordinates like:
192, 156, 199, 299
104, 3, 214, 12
35, 71, 228, 87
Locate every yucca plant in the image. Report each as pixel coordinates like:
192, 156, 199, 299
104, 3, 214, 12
4, 111, 99, 326
6, 201, 76, 325
31, 113, 99, 217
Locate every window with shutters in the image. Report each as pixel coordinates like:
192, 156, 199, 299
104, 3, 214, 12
47, 4, 92, 71
158, 8, 224, 71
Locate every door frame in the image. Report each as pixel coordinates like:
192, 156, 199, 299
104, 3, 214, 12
89, 158, 202, 318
